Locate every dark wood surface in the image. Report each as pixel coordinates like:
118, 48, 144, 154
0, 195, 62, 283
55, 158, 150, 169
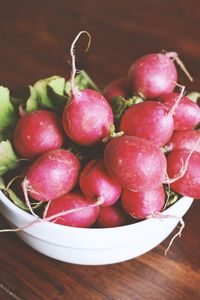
0, 1, 200, 299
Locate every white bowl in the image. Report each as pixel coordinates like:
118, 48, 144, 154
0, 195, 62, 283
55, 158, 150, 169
0, 190, 193, 265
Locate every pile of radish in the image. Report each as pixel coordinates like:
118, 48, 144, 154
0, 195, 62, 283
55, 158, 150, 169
0, 31, 200, 230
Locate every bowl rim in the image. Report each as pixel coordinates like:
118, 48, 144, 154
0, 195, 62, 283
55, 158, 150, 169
0, 189, 193, 233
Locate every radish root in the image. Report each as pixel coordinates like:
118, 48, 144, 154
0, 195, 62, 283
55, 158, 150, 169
22, 178, 38, 217
43, 196, 104, 222
0, 197, 104, 233
168, 83, 185, 118
165, 218, 185, 255
70, 31, 91, 96
166, 51, 193, 82
0, 219, 40, 233
151, 212, 185, 255
163, 136, 200, 185
5, 175, 25, 192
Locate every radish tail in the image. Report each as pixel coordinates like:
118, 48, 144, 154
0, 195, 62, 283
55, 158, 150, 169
22, 178, 38, 217
70, 31, 91, 96
150, 212, 185, 255
163, 136, 200, 184
168, 84, 185, 118
166, 51, 193, 82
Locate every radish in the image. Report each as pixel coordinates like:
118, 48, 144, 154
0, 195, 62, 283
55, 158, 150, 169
127, 52, 193, 99
14, 110, 64, 159
62, 31, 114, 146
79, 159, 121, 207
103, 78, 131, 102
95, 203, 128, 228
44, 191, 100, 227
166, 130, 200, 153
104, 135, 167, 191
167, 149, 200, 199
120, 85, 186, 147
121, 185, 165, 219
159, 92, 200, 130
23, 149, 80, 202
120, 101, 174, 147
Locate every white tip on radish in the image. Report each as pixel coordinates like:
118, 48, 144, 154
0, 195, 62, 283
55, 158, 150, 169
70, 31, 91, 96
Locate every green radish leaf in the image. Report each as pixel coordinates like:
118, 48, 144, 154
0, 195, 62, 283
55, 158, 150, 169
48, 76, 66, 95
25, 76, 68, 114
0, 176, 5, 189
33, 76, 66, 110
1, 184, 44, 212
65, 70, 100, 96
25, 85, 39, 113
26, 71, 100, 114
47, 84, 68, 114
111, 95, 143, 121
0, 86, 18, 134
6, 189, 28, 210
31, 201, 44, 210
186, 91, 200, 103
164, 186, 181, 209
0, 140, 18, 175
6, 188, 44, 211
10, 95, 24, 109
33, 76, 56, 109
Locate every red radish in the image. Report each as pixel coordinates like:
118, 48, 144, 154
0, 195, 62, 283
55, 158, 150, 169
44, 192, 100, 227
167, 149, 200, 199
166, 130, 200, 153
103, 78, 131, 102
62, 31, 114, 146
127, 53, 178, 98
62, 89, 114, 146
120, 101, 174, 147
23, 149, 80, 202
160, 92, 200, 130
120, 85, 185, 147
104, 135, 167, 192
127, 52, 193, 99
14, 110, 64, 159
121, 185, 165, 219
95, 204, 128, 228
79, 159, 121, 207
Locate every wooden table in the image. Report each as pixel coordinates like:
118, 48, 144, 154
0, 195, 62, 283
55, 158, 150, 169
0, 1, 200, 299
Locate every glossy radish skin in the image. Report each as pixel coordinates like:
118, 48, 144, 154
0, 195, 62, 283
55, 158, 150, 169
25, 149, 80, 201
95, 204, 128, 228
127, 53, 177, 98
104, 135, 167, 192
166, 130, 200, 153
103, 78, 131, 102
44, 192, 100, 227
160, 92, 200, 130
14, 110, 64, 159
120, 101, 174, 147
62, 89, 114, 146
121, 185, 165, 219
167, 150, 200, 199
80, 159, 121, 207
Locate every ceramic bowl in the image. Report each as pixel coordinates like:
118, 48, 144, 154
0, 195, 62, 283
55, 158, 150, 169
0, 190, 193, 265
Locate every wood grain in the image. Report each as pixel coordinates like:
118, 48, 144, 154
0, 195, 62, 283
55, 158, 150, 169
0, 1, 200, 299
